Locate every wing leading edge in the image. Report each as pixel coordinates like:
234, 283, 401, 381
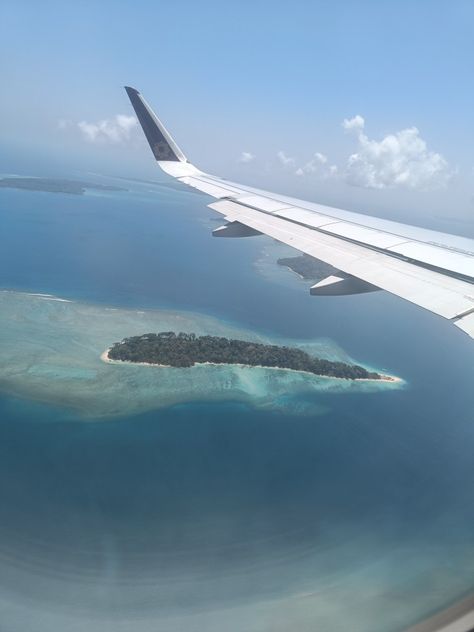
125, 86, 474, 339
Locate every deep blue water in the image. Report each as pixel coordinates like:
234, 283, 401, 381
0, 178, 473, 630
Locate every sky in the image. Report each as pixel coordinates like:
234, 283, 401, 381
1, 0, 473, 234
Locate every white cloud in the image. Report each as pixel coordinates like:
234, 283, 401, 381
314, 152, 328, 165
77, 114, 138, 143
342, 115, 450, 189
295, 152, 337, 179
342, 114, 365, 133
239, 151, 255, 163
115, 114, 138, 135
277, 150, 296, 167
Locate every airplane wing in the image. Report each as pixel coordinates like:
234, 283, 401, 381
125, 86, 474, 339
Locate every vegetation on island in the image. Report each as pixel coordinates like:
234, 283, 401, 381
0, 177, 126, 195
107, 332, 382, 380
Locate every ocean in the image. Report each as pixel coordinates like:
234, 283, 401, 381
0, 175, 473, 631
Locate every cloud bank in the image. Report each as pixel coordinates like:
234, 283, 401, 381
77, 115, 138, 143
68, 109, 450, 194
342, 115, 450, 189
241, 116, 450, 193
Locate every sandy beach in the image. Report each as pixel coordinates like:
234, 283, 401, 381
100, 349, 171, 368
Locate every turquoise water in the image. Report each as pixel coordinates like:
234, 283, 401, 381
0, 177, 473, 631
0, 290, 399, 417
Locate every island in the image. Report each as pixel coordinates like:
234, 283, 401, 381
105, 332, 382, 380
277, 254, 337, 280
0, 177, 126, 195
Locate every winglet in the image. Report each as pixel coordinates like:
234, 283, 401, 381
124, 86, 187, 162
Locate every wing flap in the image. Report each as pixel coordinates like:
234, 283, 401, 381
179, 172, 474, 281
455, 312, 474, 337
318, 222, 410, 249
208, 199, 474, 323
237, 195, 294, 213
387, 241, 473, 278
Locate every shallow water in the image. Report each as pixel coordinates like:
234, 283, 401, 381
0, 177, 473, 631
0, 290, 398, 418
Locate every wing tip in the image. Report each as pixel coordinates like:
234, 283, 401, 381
124, 85, 186, 163
124, 85, 139, 97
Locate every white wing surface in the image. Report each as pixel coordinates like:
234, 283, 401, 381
125, 87, 474, 339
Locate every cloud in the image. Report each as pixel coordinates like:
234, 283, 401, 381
295, 152, 337, 179
277, 150, 296, 167
239, 151, 255, 163
295, 152, 327, 175
77, 114, 138, 143
342, 115, 450, 189
314, 152, 328, 165
342, 114, 365, 133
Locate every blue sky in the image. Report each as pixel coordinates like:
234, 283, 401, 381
1, 0, 473, 232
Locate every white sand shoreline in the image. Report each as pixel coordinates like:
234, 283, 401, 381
100, 349, 403, 384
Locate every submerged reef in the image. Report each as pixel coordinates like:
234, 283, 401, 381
0, 291, 402, 418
